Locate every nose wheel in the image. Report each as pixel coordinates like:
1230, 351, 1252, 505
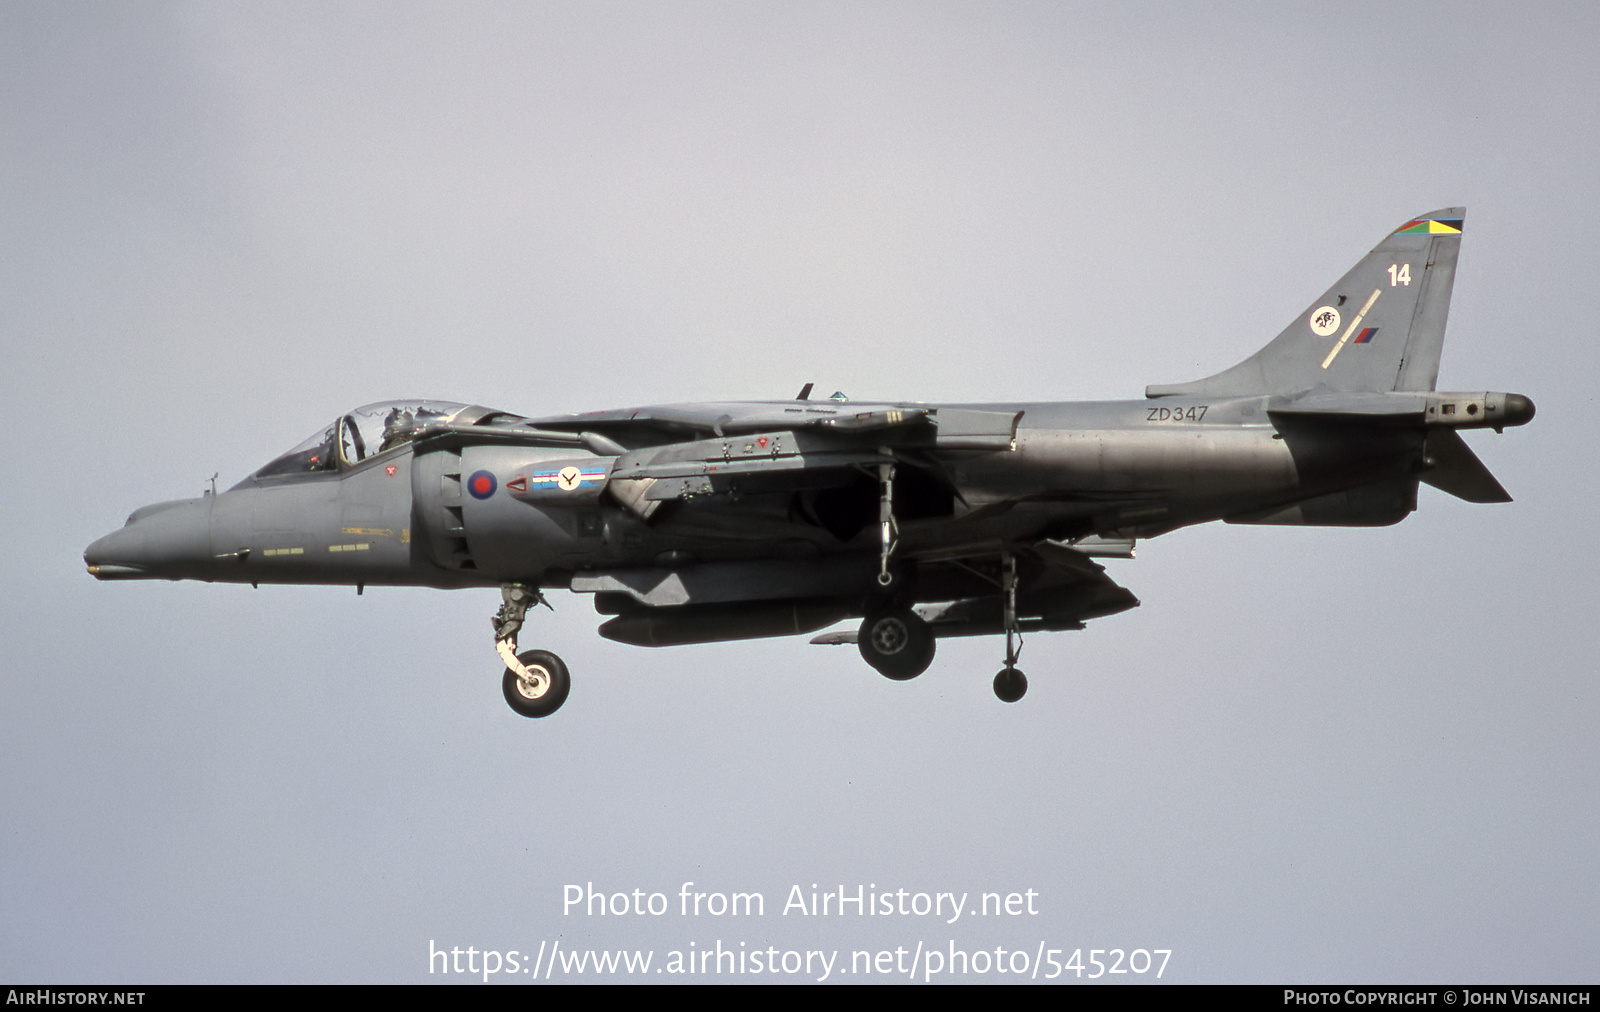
501, 649, 571, 718
493, 583, 570, 718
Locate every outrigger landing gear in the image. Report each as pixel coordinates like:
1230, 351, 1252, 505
493, 583, 570, 718
992, 552, 1028, 703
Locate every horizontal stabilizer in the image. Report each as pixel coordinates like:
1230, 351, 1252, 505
1420, 429, 1512, 503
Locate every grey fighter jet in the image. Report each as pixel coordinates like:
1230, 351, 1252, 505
85, 208, 1533, 716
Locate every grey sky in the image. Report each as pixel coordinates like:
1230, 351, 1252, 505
3, 2, 1596, 983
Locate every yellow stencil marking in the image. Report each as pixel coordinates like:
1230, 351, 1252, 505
1321, 288, 1382, 370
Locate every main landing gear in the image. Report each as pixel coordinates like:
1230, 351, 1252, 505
858, 455, 937, 680
855, 598, 1027, 700
494, 583, 570, 718
856, 552, 1030, 701
858, 608, 936, 680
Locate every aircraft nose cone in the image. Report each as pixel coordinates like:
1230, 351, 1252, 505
84, 498, 213, 580
1500, 393, 1536, 428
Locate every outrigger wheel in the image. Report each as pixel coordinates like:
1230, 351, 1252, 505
858, 609, 936, 681
993, 665, 1027, 703
502, 649, 571, 718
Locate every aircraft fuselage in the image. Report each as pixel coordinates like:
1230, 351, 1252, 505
88, 392, 1518, 593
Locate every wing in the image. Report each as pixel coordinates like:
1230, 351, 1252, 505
523, 400, 1021, 448
1007, 539, 1142, 632
413, 401, 1024, 521
824, 540, 1140, 642
523, 400, 929, 438
574, 540, 1137, 647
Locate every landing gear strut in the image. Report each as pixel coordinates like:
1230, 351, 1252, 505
858, 452, 935, 680
876, 454, 898, 587
993, 552, 1027, 703
494, 583, 570, 717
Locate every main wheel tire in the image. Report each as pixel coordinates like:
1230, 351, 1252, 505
858, 610, 936, 680
993, 665, 1028, 703
502, 649, 572, 718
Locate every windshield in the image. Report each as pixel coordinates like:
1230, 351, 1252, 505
249, 400, 468, 480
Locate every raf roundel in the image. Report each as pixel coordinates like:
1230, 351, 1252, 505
467, 469, 498, 500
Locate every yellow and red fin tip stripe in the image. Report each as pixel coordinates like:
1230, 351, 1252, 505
1394, 217, 1463, 235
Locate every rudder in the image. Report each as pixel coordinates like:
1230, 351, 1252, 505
1146, 208, 1465, 398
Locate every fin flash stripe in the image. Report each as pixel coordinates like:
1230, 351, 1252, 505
1321, 289, 1382, 369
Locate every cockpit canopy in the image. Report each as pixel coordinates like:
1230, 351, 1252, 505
248, 401, 470, 481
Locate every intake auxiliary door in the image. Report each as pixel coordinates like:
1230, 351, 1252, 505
412, 445, 474, 572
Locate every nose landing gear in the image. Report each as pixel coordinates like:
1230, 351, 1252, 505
494, 583, 570, 718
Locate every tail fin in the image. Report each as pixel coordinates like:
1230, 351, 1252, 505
1146, 208, 1465, 398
